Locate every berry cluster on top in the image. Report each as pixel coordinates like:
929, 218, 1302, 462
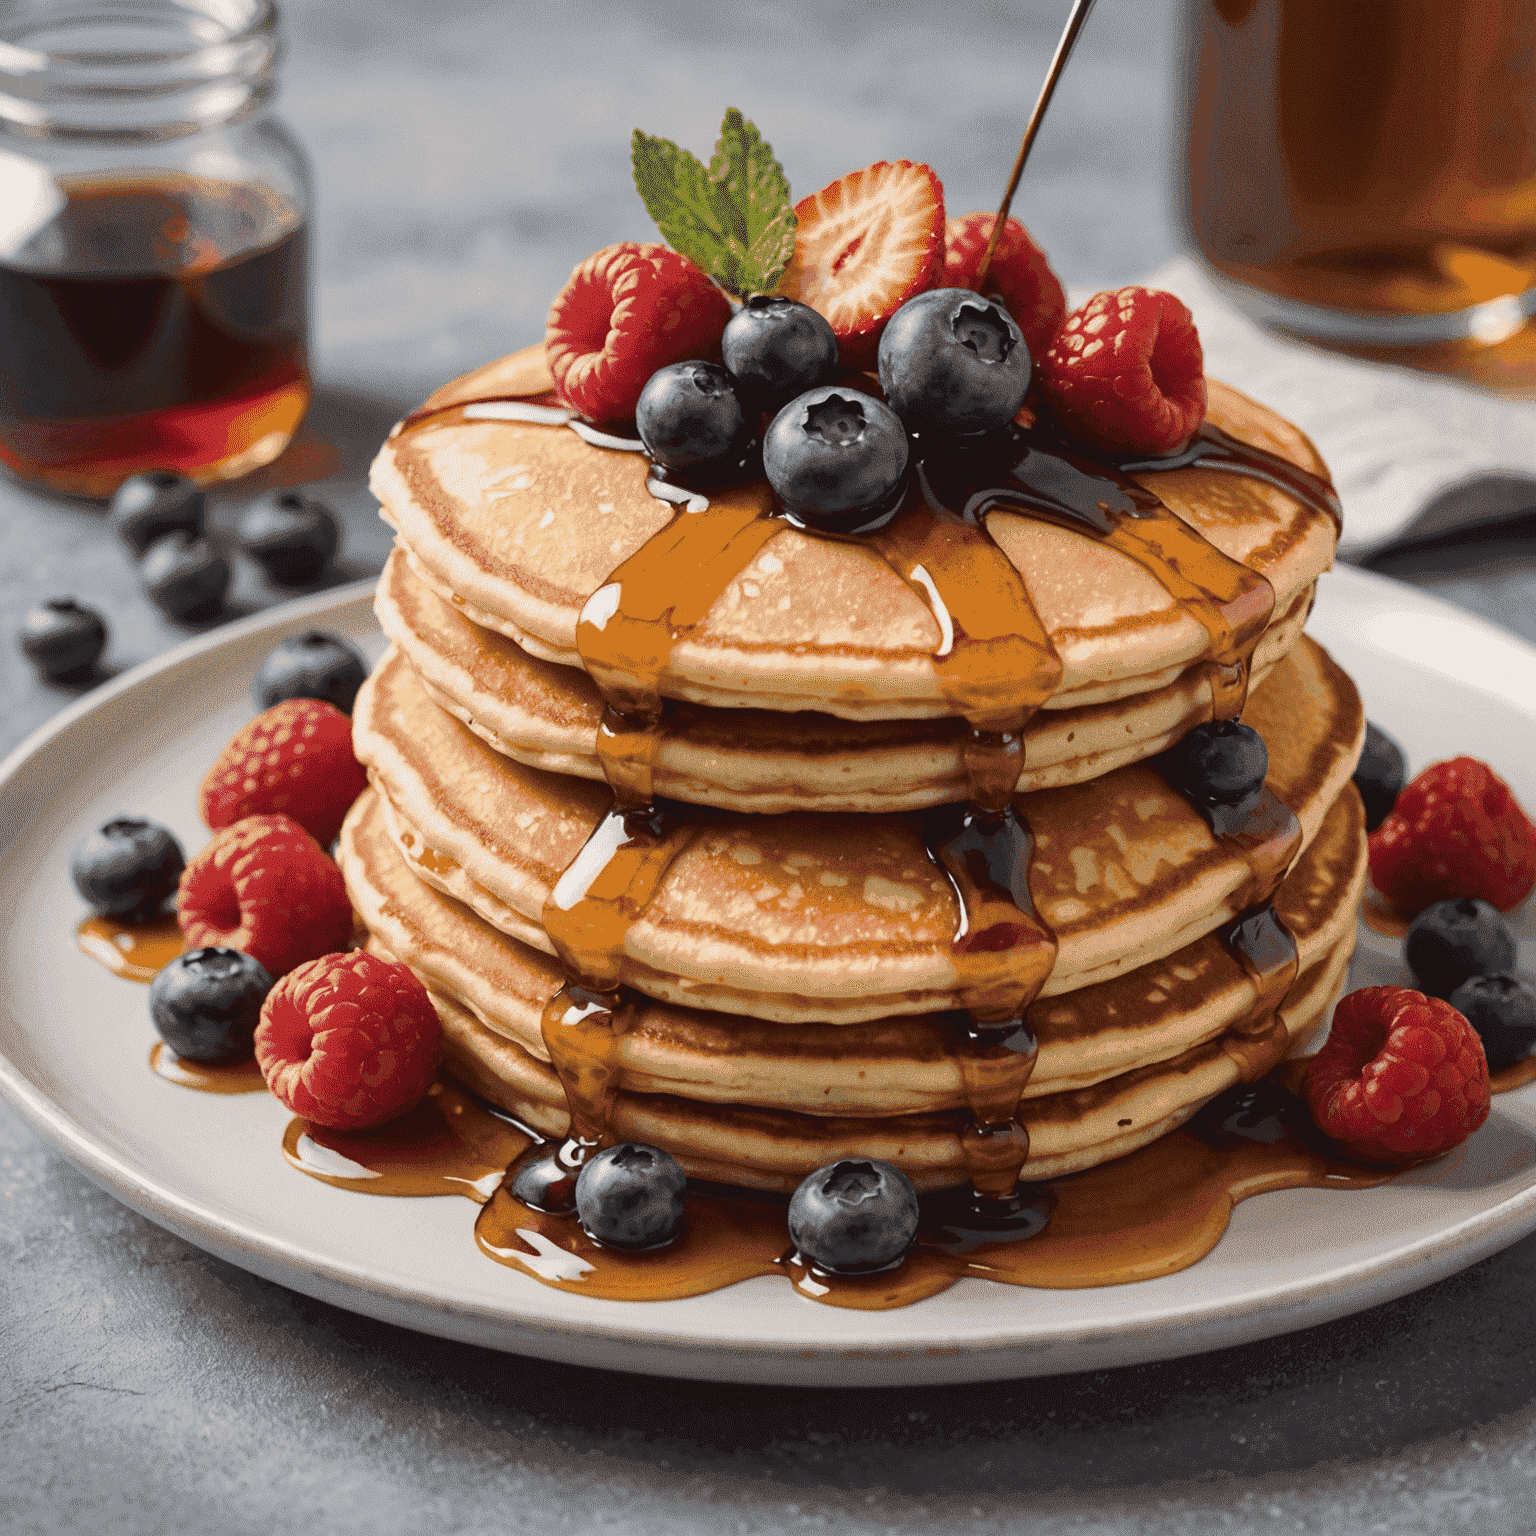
541, 113, 1207, 535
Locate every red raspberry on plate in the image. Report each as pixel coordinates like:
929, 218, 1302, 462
178, 813, 353, 979
545, 242, 732, 423
943, 213, 1066, 358
1369, 756, 1536, 917
255, 949, 441, 1130
776, 160, 946, 368
1036, 286, 1207, 456
199, 698, 367, 849
1305, 985, 1489, 1163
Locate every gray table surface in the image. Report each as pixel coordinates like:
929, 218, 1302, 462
6, 3, 1536, 1532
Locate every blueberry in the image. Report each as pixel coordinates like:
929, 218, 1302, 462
635, 361, 749, 471
763, 387, 909, 528
788, 1158, 920, 1275
140, 532, 230, 623
70, 816, 185, 919
1354, 721, 1407, 832
107, 470, 205, 556
1165, 719, 1269, 805
1449, 972, 1536, 1074
19, 598, 107, 682
573, 1142, 687, 1249
721, 296, 839, 412
877, 288, 1031, 436
1406, 897, 1517, 1000
237, 489, 340, 587
254, 630, 368, 714
148, 947, 273, 1062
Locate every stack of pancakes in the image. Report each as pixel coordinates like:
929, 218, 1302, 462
341, 344, 1366, 1192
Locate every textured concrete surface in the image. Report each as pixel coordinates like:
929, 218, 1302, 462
5, 2, 1536, 1533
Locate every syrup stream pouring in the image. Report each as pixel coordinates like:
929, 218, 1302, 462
973, 0, 1100, 293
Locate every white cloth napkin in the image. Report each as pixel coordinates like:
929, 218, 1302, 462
1088, 257, 1536, 558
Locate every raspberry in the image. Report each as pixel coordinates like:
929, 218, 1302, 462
1305, 986, 1490, 1162
1036, 287, 1207, 456
1369, 756, 1536, 917
545, 242, 732, 423
255, 950, 441, 1130
178, 814, 354, 979
199, 698, 367, 848
943, 213, 1067, 359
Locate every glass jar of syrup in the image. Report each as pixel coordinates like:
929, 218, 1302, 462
0, 0, 311, 496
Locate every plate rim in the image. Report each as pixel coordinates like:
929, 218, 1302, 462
6, 565, 1536, 1387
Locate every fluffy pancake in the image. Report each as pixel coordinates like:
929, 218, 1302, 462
345, 793, 1358, 1188
370, 348, 1338, 720
352, 636, 1364, 1022
377, 544, 1316, 812
342, 779, 1364, 1118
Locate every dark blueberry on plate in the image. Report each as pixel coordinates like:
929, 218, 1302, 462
877, 288, 1032, 435
253, 630, 369, 714
573, 1142, 687, 1249
70, 816, 185, 919
1353, 721, 1407, 832
19, 597, 107, 681
721, 296, 839, 412
763, 387, 908, 528
788, 1157, 920, 1275
1164, 719, 1269, 806
1406, 897, 1517, 1000
237, 489, 340, 587
149, 947, 273, 1062
1448, 972, 1536, 1074
107, 470, 205, 556
635, 361, 749, 470
140, 532, 230, 623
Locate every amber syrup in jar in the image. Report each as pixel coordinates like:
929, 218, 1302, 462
0, 176, 309, 494
0, 0, 312, 495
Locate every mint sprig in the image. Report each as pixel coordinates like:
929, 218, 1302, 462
631, 108, 796, 298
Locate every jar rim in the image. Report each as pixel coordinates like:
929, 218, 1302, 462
0, 0, 281, 139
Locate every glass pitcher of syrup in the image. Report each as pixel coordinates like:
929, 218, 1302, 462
0, 0, 311, 496
1181, 0, 1536, 385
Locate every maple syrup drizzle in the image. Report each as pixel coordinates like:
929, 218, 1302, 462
76, 911, 183, 982
148, 1041, 267, 1094
392, 386, 1343, 1232
1119, 422, 1345, 543
1162, 775, 1306, 1053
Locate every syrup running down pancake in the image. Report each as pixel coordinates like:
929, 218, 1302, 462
377, 544, 1318, 812
371, 348, 1339, 722
351, 634, 1362, 1023
338, 779, 1364, 1187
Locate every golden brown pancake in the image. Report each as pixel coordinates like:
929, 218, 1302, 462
377, 544, 1317, 812
351, 636, 1364, 1022
370, 349, 1338, 720
344, 784, 1360, 1188
343, 779, 1364, 1118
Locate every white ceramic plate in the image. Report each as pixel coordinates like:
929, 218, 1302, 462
5, 566, 1536, 1388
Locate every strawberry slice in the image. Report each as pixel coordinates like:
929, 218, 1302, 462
776, 161, 945, 368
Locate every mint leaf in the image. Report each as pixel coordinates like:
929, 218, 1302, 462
632, 130, 741, 291
707, 108, 796, 295
631, 110, 796, 298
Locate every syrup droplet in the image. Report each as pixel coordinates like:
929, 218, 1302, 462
77, 911, 183, 982
148, 1041, 267, 1094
